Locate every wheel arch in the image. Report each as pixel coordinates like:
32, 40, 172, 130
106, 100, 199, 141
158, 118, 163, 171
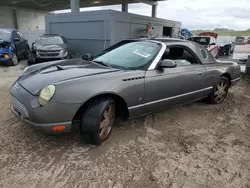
221, 72, 232, 86
73, 93, 129, 122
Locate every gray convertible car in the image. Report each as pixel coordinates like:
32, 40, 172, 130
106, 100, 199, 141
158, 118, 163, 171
10, 38, 241, 145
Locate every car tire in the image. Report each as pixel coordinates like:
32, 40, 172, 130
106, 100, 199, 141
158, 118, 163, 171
11, 52, 19, 66
226, 47, 231, 55
207, 76, 230, 104
23, 48, 30, 59
81, 98, 116, 145
27, 54, 36, 66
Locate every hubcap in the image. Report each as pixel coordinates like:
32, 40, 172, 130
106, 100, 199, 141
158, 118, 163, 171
214, 80, 227, 103
99, 104, 115, 140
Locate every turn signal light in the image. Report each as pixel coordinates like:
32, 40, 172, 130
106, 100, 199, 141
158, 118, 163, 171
52, 125, 66, 131
3, 54, 9, 59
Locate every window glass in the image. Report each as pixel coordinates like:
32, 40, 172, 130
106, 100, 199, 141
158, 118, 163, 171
189, 37, 210, 45
12, 31, 20, 40
201, 49, 208, 59
36, 36, 64, 45
61, 37, 68, 44
162, 47, 199, 66
17, 32, 24, 40
93, 41, 161, 69
0, 29, 11, 41
211, 38, 215, 44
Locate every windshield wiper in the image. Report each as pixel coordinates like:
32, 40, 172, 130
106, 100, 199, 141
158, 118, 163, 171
92, 60, 109, 67
56, 65, 64, 70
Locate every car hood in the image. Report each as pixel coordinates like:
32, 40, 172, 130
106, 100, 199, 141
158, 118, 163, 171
35, 44, 66, 51
0, 46, 9, 53
18, 59, 121, 95
0, 40, 11, 52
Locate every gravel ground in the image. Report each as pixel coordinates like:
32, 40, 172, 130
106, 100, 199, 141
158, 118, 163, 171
0, 58, 250, 188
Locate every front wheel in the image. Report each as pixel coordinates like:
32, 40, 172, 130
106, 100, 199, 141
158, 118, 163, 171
81, 98, 116, 145
226, 46, 231, 55
23, 48, 30, 59
207, 76, 230, 104
11, 53, 18, 66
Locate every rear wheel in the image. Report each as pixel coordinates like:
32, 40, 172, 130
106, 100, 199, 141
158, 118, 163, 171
11, 53, 18, 66
207, 76, 230, 104
81, 98, 116, 145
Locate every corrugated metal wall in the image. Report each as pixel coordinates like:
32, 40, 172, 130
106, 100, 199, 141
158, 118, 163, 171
46, 10, 181, 56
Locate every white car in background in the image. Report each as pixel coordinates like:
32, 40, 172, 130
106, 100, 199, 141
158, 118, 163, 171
188, 32, 219, 58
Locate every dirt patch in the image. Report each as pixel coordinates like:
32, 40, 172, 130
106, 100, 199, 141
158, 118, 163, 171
0, 61, 250, 188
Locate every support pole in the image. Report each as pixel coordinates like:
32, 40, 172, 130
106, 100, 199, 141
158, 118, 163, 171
122, 0, 128, 12
152, 4, 157, 18
245, 55, 250, 75
12, 9, 18, 29
70, 0, 80, 12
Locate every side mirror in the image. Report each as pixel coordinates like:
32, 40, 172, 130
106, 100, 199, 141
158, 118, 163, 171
82, 53, 93, 61
14, 38, 20, 42
159, 59, 177, 68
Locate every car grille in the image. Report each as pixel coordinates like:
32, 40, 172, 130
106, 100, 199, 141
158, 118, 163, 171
10, 96, 29, 118
38, 51, 60, 57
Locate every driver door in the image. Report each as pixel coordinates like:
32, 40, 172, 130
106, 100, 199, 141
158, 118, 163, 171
12, 31, 23, 57
144, 46, 207, 113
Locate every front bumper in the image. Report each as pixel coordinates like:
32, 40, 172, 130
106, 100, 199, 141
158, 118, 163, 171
10, 105, 72, 134
10, 82, 81, 134
0, 57, 12, 65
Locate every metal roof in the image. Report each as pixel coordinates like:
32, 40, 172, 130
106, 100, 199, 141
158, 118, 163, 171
1, 0, 164, 11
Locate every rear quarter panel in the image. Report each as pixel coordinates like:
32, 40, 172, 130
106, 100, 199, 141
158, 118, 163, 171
203, 61, 240, 96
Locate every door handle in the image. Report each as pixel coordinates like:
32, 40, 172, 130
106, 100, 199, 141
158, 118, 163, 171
196, 72, 203, 75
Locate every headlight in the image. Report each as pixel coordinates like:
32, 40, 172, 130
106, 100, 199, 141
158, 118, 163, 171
39, 85, 56, 106
60, 49, 68, 57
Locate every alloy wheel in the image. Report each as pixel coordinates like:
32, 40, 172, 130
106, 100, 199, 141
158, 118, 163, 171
12, 53, 18, 65
99, 104, 115, 140
214, 79, 228, 103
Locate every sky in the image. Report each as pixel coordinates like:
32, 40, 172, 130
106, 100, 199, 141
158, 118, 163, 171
56, 0, 250, 30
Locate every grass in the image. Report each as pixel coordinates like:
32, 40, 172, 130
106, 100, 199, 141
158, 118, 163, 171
192, 30, 250, 36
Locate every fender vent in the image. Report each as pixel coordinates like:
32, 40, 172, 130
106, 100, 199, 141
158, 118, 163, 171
122, 76, 145, 81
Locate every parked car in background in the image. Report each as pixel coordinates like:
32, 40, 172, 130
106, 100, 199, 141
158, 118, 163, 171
10, 38, 240, 146
235, 36, 246, 45
217, 36, 235, 55
28, 34, 71, 65
188, 32, 219, 58
247, 37, 250, 44
0, 29, 30, 66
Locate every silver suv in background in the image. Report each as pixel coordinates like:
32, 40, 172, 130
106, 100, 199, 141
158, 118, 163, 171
27, 34, 71, 65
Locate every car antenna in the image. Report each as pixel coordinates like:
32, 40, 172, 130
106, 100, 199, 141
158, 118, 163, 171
56, 65, 64, 70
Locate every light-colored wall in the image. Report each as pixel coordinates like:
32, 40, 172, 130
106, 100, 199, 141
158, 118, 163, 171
0, 6, 47, 31
0, 7, 15, 29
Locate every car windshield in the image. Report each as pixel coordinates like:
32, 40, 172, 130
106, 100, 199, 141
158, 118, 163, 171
0, 29, 11, 41
189, 37, 210, 45
36, 36, 64, 45
217, 37, 230, 44
93, 41, 161, 69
